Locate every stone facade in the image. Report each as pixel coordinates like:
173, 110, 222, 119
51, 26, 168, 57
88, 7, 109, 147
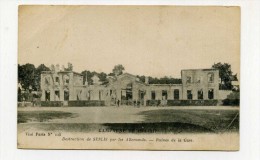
40, 71, 84, 104
181, 69, 219, 100
40, 69, 220, 106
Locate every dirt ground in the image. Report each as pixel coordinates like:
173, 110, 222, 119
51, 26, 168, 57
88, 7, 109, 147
18, 106, 239, 124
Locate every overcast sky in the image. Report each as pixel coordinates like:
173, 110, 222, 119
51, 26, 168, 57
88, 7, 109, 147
19, 6, 240, 78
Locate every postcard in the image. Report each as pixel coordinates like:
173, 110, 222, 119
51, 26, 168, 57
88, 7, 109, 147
18, 5, 240, 150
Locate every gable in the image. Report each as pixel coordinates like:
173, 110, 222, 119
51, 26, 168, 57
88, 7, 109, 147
117, 73, 137, 81
107, 73, 146, 88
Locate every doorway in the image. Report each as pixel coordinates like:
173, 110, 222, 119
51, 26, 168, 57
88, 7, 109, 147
64, 90, 69, 106
45, 91, 50, 101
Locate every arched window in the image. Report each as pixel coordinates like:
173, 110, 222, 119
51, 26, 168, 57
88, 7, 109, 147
198, 89, 203, 99
162, 90, 168, 100
64, 90, 69, 101
63, 75, 69, 84
151, 91, 156, 100
208, 89, 214, 99
187, 90, 192, 100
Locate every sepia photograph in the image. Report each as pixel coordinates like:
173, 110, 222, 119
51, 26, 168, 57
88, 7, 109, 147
17, 5, 240, 150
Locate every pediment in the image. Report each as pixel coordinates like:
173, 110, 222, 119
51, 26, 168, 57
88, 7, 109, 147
117, 73, 137, 81
107, 73, 146, 88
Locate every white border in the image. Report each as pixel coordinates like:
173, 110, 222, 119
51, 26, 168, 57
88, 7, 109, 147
0, 0, 260, 160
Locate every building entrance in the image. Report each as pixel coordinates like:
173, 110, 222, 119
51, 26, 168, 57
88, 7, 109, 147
64, 90, 69, 106
121, 89, 133, 105
121, 83, 133, 105
45, 91, 50, 101
138, 90, 145, 106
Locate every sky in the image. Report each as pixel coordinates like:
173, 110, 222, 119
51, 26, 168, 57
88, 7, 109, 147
18, 5, 240, 78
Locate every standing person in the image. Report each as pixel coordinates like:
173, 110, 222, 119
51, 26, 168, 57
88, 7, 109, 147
117, 99, 120, 107
133, 100, 136, 107
22, 96, 25, 107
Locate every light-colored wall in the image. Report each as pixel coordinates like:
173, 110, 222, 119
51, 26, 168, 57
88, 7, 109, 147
40, 70, 221, 103
41, 71, 83, 101
145, 85, 182, 100
181, 69, 219, 100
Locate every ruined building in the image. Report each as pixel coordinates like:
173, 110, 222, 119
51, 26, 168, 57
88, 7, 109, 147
40, 68, 220, 106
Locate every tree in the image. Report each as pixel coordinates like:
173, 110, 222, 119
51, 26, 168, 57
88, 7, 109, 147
82, 70, 93, 85
147, 76, 182, 84
98, 72, 108, 82
81, 70, 108, 85
136, 75, 146, 83
18, 63, 51, 92
112, 64, 125, 76
212, 62, 235, 90
18, 63, 36, 90
64, 62, 73, 71
222, 91, 240, 105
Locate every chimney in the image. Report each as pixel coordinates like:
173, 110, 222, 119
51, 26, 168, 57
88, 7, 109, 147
145, 77, 149, 84
55, 64, 60, 72
84, 73, 88, 86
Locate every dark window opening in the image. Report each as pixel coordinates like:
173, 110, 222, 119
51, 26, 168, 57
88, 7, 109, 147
208, 89, 214, 99
198, 89, 203, 99
174, 89, 179, 100
139, 91, 145, 100
55, 77, 59, 83
88, 90, 91, 100
126, 90, 132, 100
162, 90, 168, 100
64, 91, 69, 101
99, 90, 102, 100
55, 91, 60, 101
151, 91, 156, 100
45, 91, 50, 101
187, 90, 192, 100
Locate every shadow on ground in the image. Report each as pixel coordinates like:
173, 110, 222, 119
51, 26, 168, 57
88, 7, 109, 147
17, 108, 239, 134
138, 109, 239, 133
18, 111, 78, 123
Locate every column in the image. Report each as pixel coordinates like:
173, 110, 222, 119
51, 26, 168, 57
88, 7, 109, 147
193, 89, 197, 100
69, 89, 75, 100
168, 89, 173, 100
50, 89, 55, 101
182, 87, 187, 100
116, 89, 121, 100
41, 90, 46, 101
179, 89, 183, 100
60, 88, 64, 101
146, 89, 151, 100
203, 88, 208, 100
156, 90, 162, 100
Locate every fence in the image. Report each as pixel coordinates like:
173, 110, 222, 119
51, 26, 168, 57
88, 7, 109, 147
41, 101, 63, 107
146, 100, 218, 106
68, 100, 105, 107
